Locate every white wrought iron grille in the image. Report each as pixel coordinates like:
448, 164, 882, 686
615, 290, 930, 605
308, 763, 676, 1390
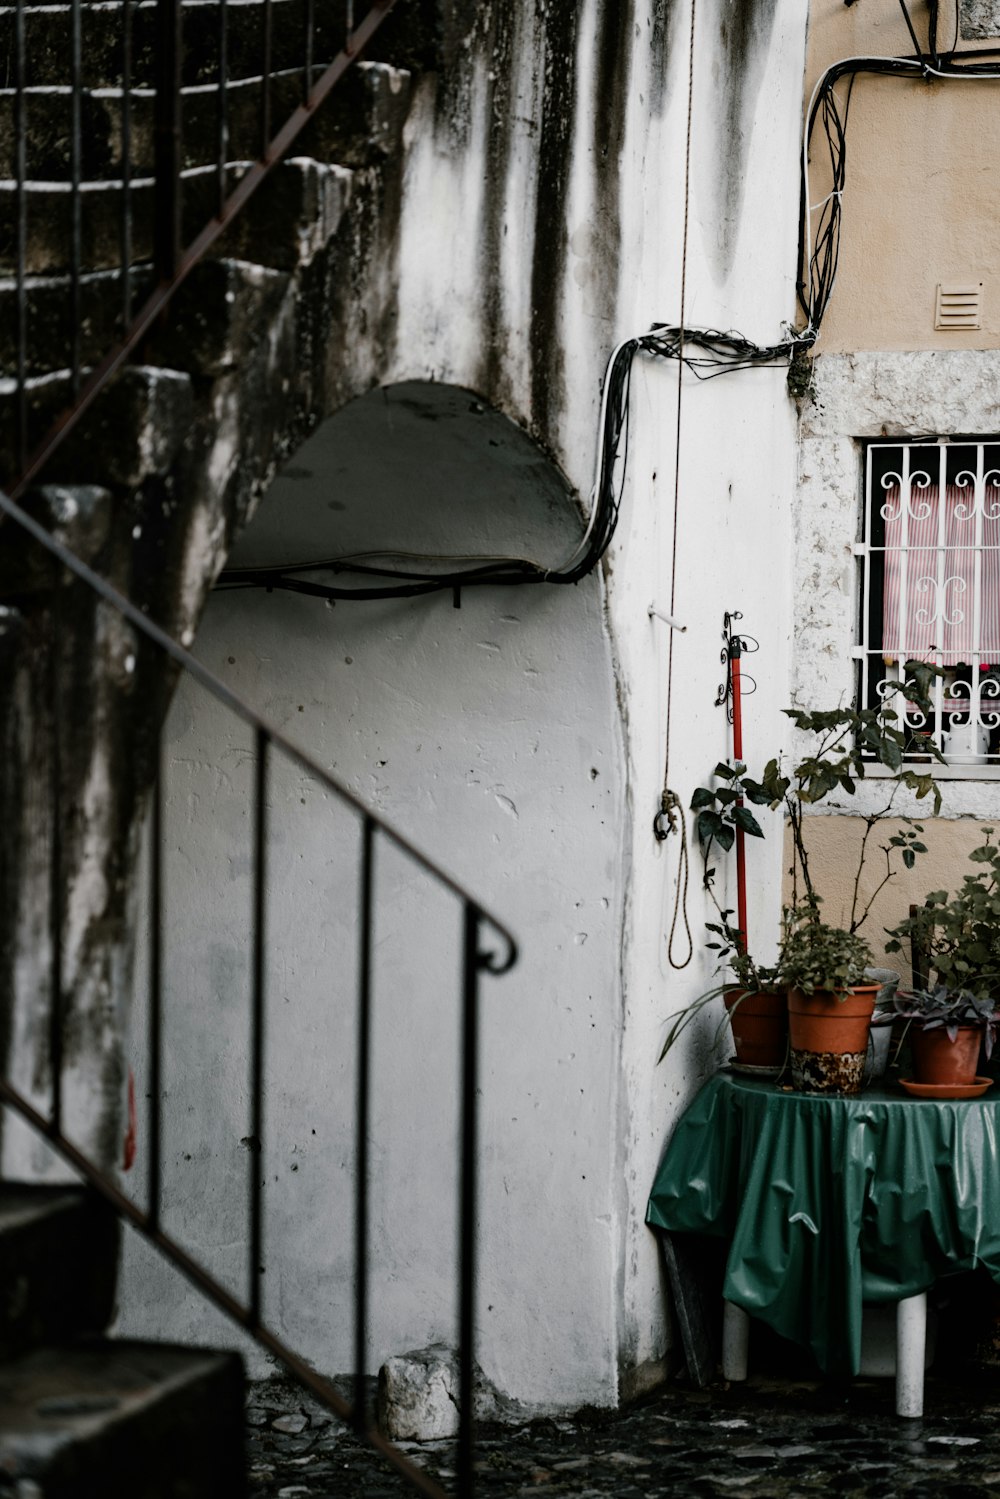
856, 438, 1000, 770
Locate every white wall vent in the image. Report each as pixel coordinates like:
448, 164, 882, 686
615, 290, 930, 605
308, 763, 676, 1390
935, 283, 983, 330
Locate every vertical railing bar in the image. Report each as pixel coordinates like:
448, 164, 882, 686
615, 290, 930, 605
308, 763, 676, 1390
217, 0, 229, 213
49, 591, 64, 1136
346, 0, 355, 52
120, 0, 133, 330
148, 738, 164, 1230
972, 443, 985, 744
14, 0, 27, 472
249, 727, 268, 1326
457, 902, 481, 1498
934, 443, 947, 748
70, 0, 83, 395
899, 445, 910, 704
860, 444, 872, 721
354, 815, 375, 1433
154, 0, 182, 287
261, 0, 273, 154
304, 0, 315, 100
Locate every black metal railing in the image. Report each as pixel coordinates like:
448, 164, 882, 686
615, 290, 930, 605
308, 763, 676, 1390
3, 0, 400, 496
0, 484, 517, 1498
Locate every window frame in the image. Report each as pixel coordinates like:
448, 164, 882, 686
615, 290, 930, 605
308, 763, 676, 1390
855, 434, 1000, 778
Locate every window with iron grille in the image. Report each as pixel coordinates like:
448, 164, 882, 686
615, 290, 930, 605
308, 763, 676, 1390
856, 438, 1000, 770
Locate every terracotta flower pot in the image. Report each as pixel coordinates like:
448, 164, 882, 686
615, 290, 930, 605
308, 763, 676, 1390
787, 985, 879, 1096
724, 988, 788, 1069
910, 1025, 983, 1087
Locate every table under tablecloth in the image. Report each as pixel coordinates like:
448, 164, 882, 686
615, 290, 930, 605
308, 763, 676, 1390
646, 1070, 1000, 1374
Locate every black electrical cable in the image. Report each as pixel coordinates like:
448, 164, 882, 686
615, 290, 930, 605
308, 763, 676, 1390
799, 48, 1000, 329
897, 0, 923, 58
219, 32, 1000, 609
216, 324, 804, 606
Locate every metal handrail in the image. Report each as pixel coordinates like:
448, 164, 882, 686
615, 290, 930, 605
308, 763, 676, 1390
5, 0, 401, 498
0, 488, 517, 946
0, 481, 516, 1499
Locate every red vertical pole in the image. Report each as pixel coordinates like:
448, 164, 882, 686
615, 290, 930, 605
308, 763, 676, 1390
730, 637, 749, 955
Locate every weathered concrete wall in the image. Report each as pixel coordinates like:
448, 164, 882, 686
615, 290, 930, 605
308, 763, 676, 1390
4, 0, 810, 1415
377, 0, 806, 1407
115, 382, 627, 1410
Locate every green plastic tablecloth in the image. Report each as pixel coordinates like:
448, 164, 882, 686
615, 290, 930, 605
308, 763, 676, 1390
645, 1070, 1000, 1376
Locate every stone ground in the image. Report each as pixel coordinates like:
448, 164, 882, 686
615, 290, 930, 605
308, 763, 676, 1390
245, 1364, 1000, 1498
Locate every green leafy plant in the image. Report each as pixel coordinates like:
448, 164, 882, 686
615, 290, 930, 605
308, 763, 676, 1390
873, 984, 1000, 1058
690, 760, 767, 859
656, 981, 740, 1064
754, 664, 943, 935
659, 666, 946, 1059
689, 761, 775, 992
885, 831, 1000, 1000
703, 915, 779, 992
778, 900, 873, 994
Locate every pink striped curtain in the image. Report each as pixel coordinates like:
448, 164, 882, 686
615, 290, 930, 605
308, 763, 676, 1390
881, 483, 1000, 666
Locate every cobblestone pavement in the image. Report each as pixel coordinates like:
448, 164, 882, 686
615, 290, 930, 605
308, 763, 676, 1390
246, 1367, 1000, 1498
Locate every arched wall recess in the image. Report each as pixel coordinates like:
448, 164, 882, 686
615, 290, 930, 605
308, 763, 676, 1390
116, 381, 628, 1412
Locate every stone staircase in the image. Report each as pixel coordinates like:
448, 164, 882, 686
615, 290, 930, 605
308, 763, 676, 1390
0, 0, 415, 510
0, 1183, 245, 1497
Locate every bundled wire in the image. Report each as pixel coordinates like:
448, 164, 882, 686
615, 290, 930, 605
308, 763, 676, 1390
217, 325, 803, 605
223, 7, 1000, 608
800, 28, 1000, 331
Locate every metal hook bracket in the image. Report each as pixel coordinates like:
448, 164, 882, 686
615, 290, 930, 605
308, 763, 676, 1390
715, 610, 758, 720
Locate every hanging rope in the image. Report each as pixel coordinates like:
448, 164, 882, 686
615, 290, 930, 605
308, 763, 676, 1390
660, 789, 693, 968
658, 0, 697, 969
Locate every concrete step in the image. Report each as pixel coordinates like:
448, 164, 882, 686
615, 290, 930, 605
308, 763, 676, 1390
0, 362, 193, 489
0, 1185, 118, 1360
0, 265, 155, 375
0, 71, 318, 183
0, 0, 351, 91
0, 1339, 246, 1498
0, 59, 409, 181
0, 151, 357, 282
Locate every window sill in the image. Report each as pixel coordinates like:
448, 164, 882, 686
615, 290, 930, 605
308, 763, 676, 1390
861, 759, 999, 782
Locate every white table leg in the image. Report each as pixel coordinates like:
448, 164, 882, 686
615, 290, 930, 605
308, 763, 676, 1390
895, 1292, 927, 1419
722, 1300, 750, 1382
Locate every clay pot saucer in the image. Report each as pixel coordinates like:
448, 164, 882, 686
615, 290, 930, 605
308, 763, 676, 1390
898, 1076, 994, 1100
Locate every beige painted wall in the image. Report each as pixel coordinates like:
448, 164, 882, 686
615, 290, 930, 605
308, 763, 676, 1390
805, 0, 1000, 351
783, 815, 996, 980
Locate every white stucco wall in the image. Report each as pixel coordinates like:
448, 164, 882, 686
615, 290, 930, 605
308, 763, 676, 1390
113, 0, 810, 1413
386, 0, 809, 1404
117, 386, 627, 1412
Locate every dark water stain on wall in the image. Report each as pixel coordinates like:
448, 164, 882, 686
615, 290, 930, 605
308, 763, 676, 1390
477, 7, 517, 408
649, 0, 680, 116
529, 1, 580, 443
588, 0, 633, 330
707, 0, 777, 282
432, 1, 493, 154
0, 610, 27, 1156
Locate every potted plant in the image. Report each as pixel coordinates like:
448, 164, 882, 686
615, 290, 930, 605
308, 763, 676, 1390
660, 666, 943, 1090
746, 669, 944, 1095
673, 762, 786, 1071
778, 897, 877, 1094
874, 986, 998, 1088
884, 831, 1000, 1088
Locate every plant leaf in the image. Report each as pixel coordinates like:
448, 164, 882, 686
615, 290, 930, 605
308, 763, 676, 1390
732, 806, 765, 838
